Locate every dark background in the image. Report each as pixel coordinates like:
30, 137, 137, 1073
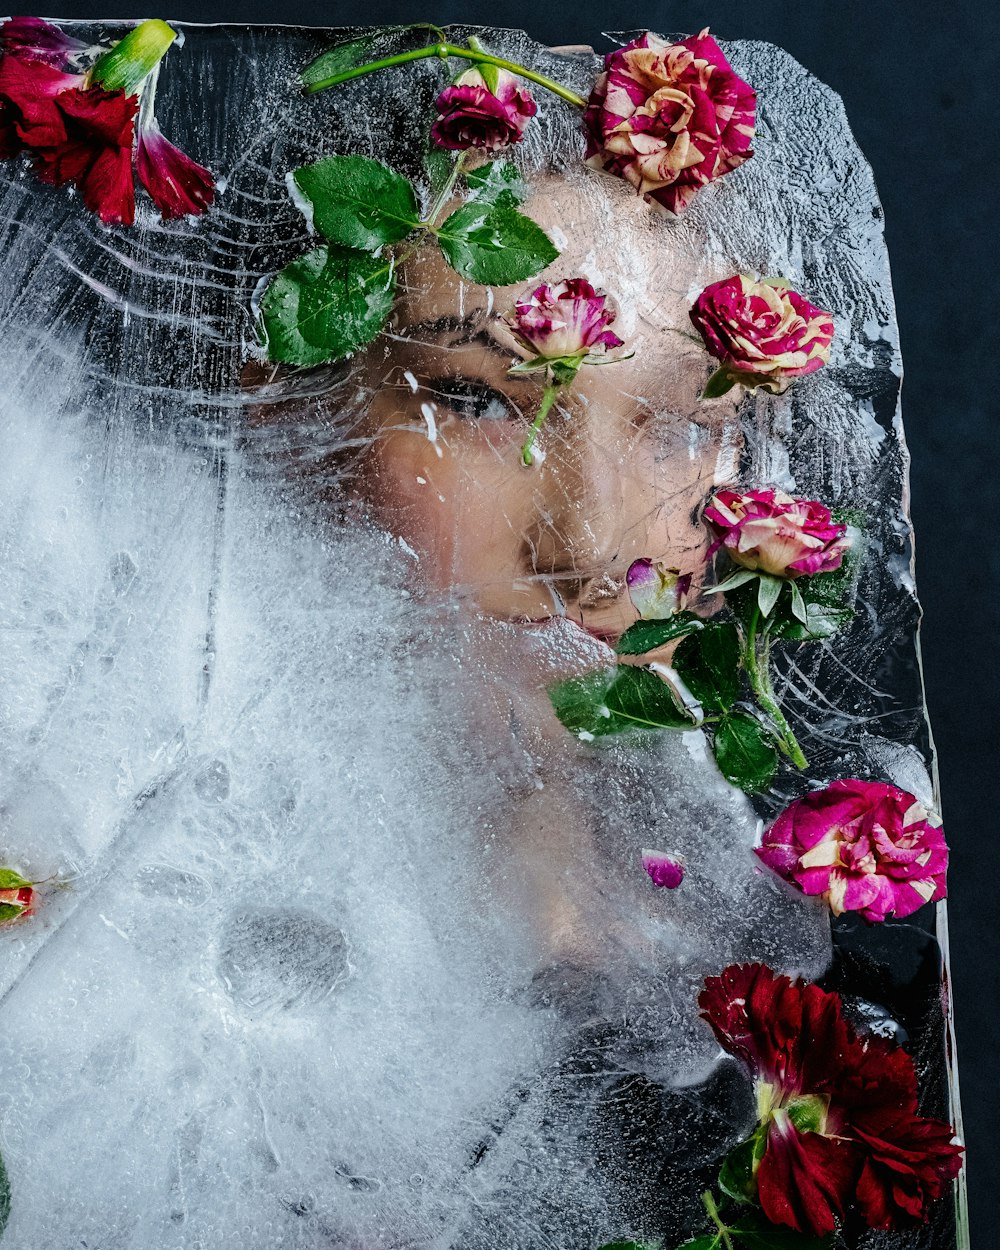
36, 0, 999, 1241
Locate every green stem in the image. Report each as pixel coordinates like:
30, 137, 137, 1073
89, 18, 176, 94
304, 41, 588, 108
702, 1190, 735, 1250
744, 605, 808, 769
423, 150, 467, 229
521, 382, 561, 466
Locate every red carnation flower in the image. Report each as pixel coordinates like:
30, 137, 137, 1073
699, 963, 963, 1236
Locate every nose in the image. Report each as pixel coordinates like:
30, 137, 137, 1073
523, 400, 627, 578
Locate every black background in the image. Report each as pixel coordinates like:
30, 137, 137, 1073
33, 1, 1000, 1242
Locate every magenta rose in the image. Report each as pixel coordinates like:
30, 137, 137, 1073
691, 275, 834, 395
705, 489, 850, 579
583, 28, 755, 215
431, 66, 536, 152
641, 849, 685, 889
504, 277, 624, 367
756, 779, 948, 923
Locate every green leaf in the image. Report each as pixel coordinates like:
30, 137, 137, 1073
675, 1238, 720, 1250
0, 903, 23, 924
719, 1126, 766, 1204
702, 366, 737, 399
549, 665, 693, 739
786, 1094, 827, 1135
424, 143, 458, 201
259, 244, 396, 366
730, 1209, 834, 1248
788, 580, 809, 624
0, 869, 29, 890
616, 612, 704, 656
673, 622, 742, 712
437, 202, 559, 285
595, 1243, 663, 1250
756, 574, 783, 617
465, 159, 528, 209
300, 33, 382, 86
292, 155, 420, 250
0, 1148, 9, 1238
713, 711, 779, 793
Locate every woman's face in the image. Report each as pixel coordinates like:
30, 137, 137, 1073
359, 178, 737, 641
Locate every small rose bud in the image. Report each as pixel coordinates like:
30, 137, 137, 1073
641, 849, 685, 889
584, 29, 756, 215
705, 488, 850, 579
431, 66, 537, 152
690, 275, 834, 395
626, 558, 691, 620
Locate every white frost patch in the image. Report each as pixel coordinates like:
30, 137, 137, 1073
420, 401, 444, 457
284, 169, 315, 234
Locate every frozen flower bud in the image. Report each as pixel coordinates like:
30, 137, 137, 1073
626, 558, 691, 619
690, 275, 834, 395
641, 849, 685, 889
755, 779, 948, 923
0, 868, 35, 925
504, 278, 625, 372
431, 66, 537, 152
705, 488, 850, 579
584, 28, 756, 215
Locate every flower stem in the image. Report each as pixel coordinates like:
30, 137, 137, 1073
702, 1190, 735, 1250
744, 603, 808, 769
304, 41, 588, 108
423, 149, 467, 229
89, 18, 176, 94
521, 382, 561, 466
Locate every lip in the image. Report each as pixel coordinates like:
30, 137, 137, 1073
517, 615, 623, 645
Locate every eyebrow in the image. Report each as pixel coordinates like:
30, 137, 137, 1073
395, 313, 511, 358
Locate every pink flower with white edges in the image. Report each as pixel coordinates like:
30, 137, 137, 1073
705, 488, 850, 579
690, 275, 834, 393
504, 278, 624, 366
755, 779, 948, 922
431, 66, 536, 152
626, 558, 691, 619
641, 849, 685, 889
583, 29, 756, 215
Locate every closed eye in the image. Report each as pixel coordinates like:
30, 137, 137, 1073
427, 376, 521, 423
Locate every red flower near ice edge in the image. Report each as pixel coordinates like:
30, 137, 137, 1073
699, 964, 963, 1236
0, 17, 213, 225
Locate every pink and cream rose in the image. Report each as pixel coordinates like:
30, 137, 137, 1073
504, 277, 624, 366
431, 66, 536, 152
583, 29, 756, 215
626, 558, 691, 619
690, 275, 834, 393
756, 779, 948, 923
705, 489, 850, 579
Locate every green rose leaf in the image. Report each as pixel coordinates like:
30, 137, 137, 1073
437, 202, 559, 286
465, 159, 528, 209
702, 366, 737, 399
549, 665, 693, 738
0, 903, 22, 924
0, 869, 29, 890
549, 668, 618, 738
595, 1243, 662, 1250
719, 1125, 767, 1204
675, 1237, 721, 1250
673, 622, 742, 712
714, 710, 779, 793
0, 1148, 9, 1238
729, 1209, 834, 1248
292, 155, 420, 250
259, 244, 396, 367
300, 34, 382, 87
616, 612, 704, 656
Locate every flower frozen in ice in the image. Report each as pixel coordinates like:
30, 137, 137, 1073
0, 868, 35, 925
0, 17, 214, 225
690, 275, 834, 396
626, 558, 691, 620
699, 963, 963, 1235
431, 66, 537, 152
756, 779, 948, 922
705, 488, 850, 580
504, 278, 625, 376
641, 849, 685, 888
584, 29, 755, 215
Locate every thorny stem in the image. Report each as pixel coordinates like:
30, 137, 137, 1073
521, 382, 561, 466
702, 1190, 735, 1250
744, 603, 808, 769
304, 41, 589, 108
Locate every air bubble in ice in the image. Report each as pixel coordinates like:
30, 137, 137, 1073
192, 758, 231, 803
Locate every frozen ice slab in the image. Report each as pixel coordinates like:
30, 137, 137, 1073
0, 21, 965, 1250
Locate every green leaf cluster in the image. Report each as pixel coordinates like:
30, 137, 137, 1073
259, 155, 558, 366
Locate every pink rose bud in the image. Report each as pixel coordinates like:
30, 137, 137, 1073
504, 278, 625, 364
0, 868, 35, 925
626, 558, 691, 619
705, 488, 850, 579
690, 275, 834, 394
641, 849, 685, 889
756, 779, 948, 923
584, 29, 756, 215
431, 66, 537, 152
